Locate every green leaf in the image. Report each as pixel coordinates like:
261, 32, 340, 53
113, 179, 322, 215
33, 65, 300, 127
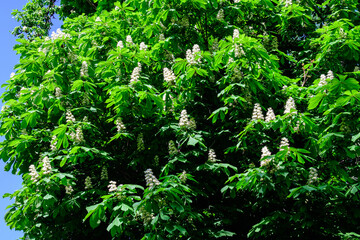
308, 93, 324, 109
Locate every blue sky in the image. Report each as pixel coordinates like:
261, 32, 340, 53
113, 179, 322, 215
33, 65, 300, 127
0, 1, 62, 239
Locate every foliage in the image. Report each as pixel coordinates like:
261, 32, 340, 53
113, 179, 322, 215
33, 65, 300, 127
2, 0, 360, 239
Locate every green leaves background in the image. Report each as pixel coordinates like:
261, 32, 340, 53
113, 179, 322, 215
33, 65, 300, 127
2, 0, 360, 239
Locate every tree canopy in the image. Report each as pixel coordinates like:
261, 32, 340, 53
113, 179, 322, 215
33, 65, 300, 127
2, 0, 360, 239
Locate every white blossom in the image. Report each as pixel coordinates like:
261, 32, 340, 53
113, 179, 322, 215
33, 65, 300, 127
65, 185, 74, 194
208, 149, 217, 163
137, 133, 145, 151
327, 70, 334, 80
252, 103, 264, 121
139, 42, 148, 51
115, 6, 120, 10
163, 68, 176, 84
115, 118, 126, 132
234, 44, 245, 57
307, 168, 318, 185
284, 0, 292, 7
55, 87, 62, 98
10, 72, 15, 79
144, 169, 160, 188
318, 74, 327, 87
80, 61, 88, 77
233, 29, 240, 41
186, 44, 202, 64
51, 28, 70, 40
50, 135, 57, 151
159, 34, 165, 41
284, 97, 297, 114
117, 40, 124, 49
29, 165, 39, 182
279, 137, 289, 149
179, 110, 190, 127
126, 35, 133, 45
75, 127, 84, 143
84, 176, 92, 189
339, 28, 347, 38
186, 49, 195, 64
179, 170, 187, 182
217, 9, 224, 21
234, 0, 240, 3
168, 140, 177, 155
130, 65, 141, 83
265, 108, 276, 122
108, 180, 118, 192
41, 156, 52, 175
260, 146, 272, 167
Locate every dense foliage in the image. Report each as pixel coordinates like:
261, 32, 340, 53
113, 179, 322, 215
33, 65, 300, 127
2, 0, 360, 239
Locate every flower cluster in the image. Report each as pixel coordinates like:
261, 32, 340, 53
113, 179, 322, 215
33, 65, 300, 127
130, 64, 141, 83
307, 168, 318, 185
159, 34, 165, 41
66, 110, 76, 123
327, 70, 334, 80
137, 133, 145, 151
138, 206, 155, 225
101, 166, 108, 180
318, 74, 327, 87
163, 67, 176, 84
265, 108, 276, 122
144, 168, 160, 188
179, 110, 190, 127
65, 185, 74, 195
339, 28, 347, 38
108, 180, 118, 192
233, 29, 240, 41
80, 61, 88, 77
126, 35, 134, 45
168, 140, 177, 155
55, 87, 62, 98
42, 156, 52, 175
50, 28, 70, 40
29, 165, 39, 182
208, 149, 217, 163
231, 68, 242, 81
252, 103, 264, 121
95, 17, 101, 22
115, 118, 126, 132
217, 9, 224, 21
73, 127, 84, 143
139, 42, 148, 51
186, 44, 202, 64
284, 0, 292, 7
84, 176, 92, 189
284, 97, 297, 114
234, 44, 245, 57
260, 146, 272, 167
179, 170, 187, 182
50, 135, 57, 151
117, 40, 124, 49
279, 137, 289, 149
